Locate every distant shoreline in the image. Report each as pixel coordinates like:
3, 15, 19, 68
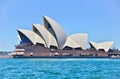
0, 56, 10, 58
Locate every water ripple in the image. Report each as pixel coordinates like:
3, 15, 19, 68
0, 58, 120, 79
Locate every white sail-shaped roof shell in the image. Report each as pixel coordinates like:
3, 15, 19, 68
63, 37, 81, 49
48, 33, 58, 48
43, 16, 67, 49
89, 41, 99, 50
18, 29, 46, 47
99, 42, 114, 52
89, 41, 114, 52
69, 33, 88, 50
32, 24, 58, 48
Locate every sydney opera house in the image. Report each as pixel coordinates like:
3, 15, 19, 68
10, 16, 120, 58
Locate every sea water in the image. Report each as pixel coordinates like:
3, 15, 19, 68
0, 58, 120, 79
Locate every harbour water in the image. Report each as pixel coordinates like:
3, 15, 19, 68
0, 58, 120, 79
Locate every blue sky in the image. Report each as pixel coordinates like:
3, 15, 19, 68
0, 0, 120, 51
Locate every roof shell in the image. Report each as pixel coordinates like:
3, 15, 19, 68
18, 29, 46, 47
32, 24, 58, 48
43, 16, 67, 49
63, 37, 81, 49
89, 41, 114, 52
99, 42, 114, 52
89, 41, 98, 49
69, 33, 88, 50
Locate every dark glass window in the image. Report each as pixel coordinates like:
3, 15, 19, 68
18, 32, 32, 44
75, 47, 82, 50
63, 46, 73, 50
